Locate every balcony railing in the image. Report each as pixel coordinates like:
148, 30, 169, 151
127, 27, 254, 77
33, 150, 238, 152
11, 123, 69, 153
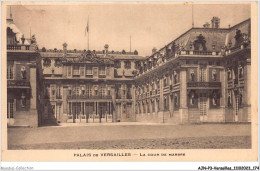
7, 45, 31, 51
187, 82, 221, 88
7, 80, 31, 88
67, 94, 112, 99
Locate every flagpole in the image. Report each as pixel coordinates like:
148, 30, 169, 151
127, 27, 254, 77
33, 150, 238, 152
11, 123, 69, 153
88, 16, 89, 50
130, 35, 131, 52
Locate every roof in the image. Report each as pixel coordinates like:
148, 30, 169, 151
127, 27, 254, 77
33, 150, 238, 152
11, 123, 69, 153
151, 18, 250, 57
40, 51, 145, 60
7, 19, 30, 45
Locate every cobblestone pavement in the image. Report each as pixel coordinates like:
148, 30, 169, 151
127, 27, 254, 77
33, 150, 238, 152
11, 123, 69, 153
9, 136, 251, 149
7, 123, 251, 149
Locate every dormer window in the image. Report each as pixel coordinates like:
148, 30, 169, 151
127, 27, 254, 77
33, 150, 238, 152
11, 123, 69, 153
124, 61, 131, 69
99, 66, 105, 75
86, 66, 93, 75
73, 66, 80, 75
115, 60, 121, 68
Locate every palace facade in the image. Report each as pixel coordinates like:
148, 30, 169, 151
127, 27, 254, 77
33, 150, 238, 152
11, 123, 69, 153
134, 17, 251, 123
6, 15, 49, 127
40, 44, 143, 124
6, 15, 251, 126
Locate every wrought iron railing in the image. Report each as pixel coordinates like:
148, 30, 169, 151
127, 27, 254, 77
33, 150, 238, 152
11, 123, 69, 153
67, 94, 112, 99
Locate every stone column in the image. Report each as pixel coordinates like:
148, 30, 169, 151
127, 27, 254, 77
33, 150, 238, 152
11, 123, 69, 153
179, 69, 188, 123
111, 85, 116, 122
30, 66, 37, 127
132, 84, 136, 121
159, 77, 164, 111
30, 67, 37, 110
244, 58, 251, 122
220, 68, 226, 122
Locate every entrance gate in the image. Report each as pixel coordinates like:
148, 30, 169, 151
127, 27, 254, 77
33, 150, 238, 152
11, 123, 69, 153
68, 102, 113, 123
199, 93, 207, 122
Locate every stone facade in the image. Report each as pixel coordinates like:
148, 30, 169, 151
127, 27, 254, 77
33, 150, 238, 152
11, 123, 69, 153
134, 18, 251, 124
6, 16, 47, 127
40, 44, 143, 124
6, 15, 251, 126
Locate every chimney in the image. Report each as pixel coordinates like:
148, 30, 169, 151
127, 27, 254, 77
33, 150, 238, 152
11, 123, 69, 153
104, 44, 109, 56
63, 42, 67, 54
203, 22, 210, 28
211, 17, 220, 29
152, 47, 157, 54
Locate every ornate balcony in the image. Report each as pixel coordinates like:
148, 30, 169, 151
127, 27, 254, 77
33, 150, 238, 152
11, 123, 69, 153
67, 94, 112, 100
7, 45, 31, 51
187, 82, 221, 89
7, 80, 31, 88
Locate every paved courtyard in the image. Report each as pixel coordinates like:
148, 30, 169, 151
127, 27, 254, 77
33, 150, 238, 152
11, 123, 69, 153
7, 123, 251, 149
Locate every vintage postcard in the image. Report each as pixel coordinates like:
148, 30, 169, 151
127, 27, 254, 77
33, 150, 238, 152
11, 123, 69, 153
1, 1, 258, 162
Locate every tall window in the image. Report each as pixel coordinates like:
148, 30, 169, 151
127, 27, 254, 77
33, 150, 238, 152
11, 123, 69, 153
99, 66, 105, 75
106, 66, 110, 76
190, 69, 195, 81
73, 66, 80, 75
73, 87, 80, 95
163, 77, 168, 87
174, 93, 179, 109
173, 71, 178, 84
7, 100, 14, 118
100, 86, 105, 97
56, 85, 62, 99
80, 67, 85, 76
228, 90, 232, 107
227, 69, 232, 81
51, 85, 56, 97
147, 101, 150, 113
152, 100, 155, 113
239, 66, 244, 79
67, 66, 72, 77
164, 96, 169, 110
86, 85, 92, 96
86, 66, 93, 75
7, 64, 13, 79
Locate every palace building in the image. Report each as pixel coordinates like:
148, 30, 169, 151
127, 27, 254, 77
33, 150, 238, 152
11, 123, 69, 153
40, 44, 143, 124
6, 14, 49, 127
133, 17, 251, 123
6, 14, 251, 126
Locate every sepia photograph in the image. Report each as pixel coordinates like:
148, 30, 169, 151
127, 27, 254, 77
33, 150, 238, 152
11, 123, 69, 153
1, 1, 258, 162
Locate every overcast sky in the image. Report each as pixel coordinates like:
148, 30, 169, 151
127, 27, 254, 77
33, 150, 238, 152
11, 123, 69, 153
8, 3, 250, 56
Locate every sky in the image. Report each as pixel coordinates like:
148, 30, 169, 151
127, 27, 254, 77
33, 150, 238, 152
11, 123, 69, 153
8, 3, 250, 56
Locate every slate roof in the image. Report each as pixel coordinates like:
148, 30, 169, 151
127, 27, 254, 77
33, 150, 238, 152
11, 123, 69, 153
152, 18, 250, 57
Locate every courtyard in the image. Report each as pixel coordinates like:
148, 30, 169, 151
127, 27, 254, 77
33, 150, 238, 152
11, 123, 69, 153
7, 123, 251, 149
